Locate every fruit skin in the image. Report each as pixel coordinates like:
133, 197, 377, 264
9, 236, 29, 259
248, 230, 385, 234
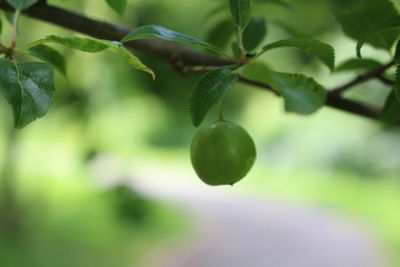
190, 120, 256, 186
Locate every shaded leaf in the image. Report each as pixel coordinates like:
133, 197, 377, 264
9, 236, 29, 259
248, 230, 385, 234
273, 72, 326, 114
261, 38, 335, 71
0, 60, 54, 128
5, 0, 38, 10
121, 25, 228, 57
105, 0, 127, 15
335, 58, 382, 72
242, 63, 326, 114
206, 0, 289, 20
380, 90, 400, 124
393, 41, 400, 104
206, 18, 236, 48
394, 39, 400, 64
189, 68, 238, 126
327, 0, 362, 12
394, 65, 400, 104
243, 17, 267, 51
334, 0, 399, 53
356, 16, 400, 57
28, 44, 67, 76
229, 0, 252, 28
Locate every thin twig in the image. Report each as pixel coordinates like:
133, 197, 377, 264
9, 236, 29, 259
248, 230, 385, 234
330, 61, 395, 96
10, 3, 231, 67
238, 76, 280, 96
377, 74, 395, 86
239, 75, 381, 120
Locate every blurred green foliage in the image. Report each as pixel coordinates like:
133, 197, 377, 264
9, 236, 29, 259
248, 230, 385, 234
0, 175, 188, 267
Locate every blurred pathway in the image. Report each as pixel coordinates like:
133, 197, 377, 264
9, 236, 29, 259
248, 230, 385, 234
92, 161, 391, 267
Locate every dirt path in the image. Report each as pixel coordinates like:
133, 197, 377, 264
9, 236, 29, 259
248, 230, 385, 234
91, 160, 391, 267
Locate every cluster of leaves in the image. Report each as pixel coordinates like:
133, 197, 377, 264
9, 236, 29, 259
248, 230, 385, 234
188, 0, 335, 127
1, 0, 400, 129
184, 0, 400, 127
337, 0, 400, 125
0, 0, 154, 128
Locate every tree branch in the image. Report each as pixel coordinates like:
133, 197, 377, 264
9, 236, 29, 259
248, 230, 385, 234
330, 61, 395, 96
377, 74, 395, 86
0, 2, 391, 122
0, 2, 230, 67
239, 77, 381, 119
325, 92, 381, 119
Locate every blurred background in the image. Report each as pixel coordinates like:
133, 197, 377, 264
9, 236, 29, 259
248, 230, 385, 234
0, 0, 399, 266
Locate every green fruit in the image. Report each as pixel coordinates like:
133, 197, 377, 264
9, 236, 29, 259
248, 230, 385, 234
190, 120, 256, 186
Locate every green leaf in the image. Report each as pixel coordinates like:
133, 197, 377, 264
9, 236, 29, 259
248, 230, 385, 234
335, 58, 382, 72
260, 38, 335, 71
242, 63, 326, 114
327, 0, 361, 12
206, 18, 236, 48
121, 25, 228, 57
105, 0, 127, 15
229, 0, 252, 28
206, 0, 288, 20
5, 0, 38, 10
240, 62, 277, 88
392, 41, 400, 104
334, 0, 399, 53
24, 36, 154, 78
189, 68, 238, 127
0, 60, 54, 128
356, 16, 400, 58
393, 65, 400, 104
380, 90, 400, 124
243, 17, 267, 51
394, 38, 400, 64
32, 35, 110, 52
28, 44, 66, 76
101, 40, 155, 79
273, 72, 326, 114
